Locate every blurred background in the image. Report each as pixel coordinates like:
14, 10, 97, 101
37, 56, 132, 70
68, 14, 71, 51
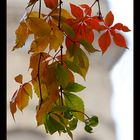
7, 0, 133, 140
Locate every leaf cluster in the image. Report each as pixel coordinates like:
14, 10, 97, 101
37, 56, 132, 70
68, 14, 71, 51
10, 0, 130, 139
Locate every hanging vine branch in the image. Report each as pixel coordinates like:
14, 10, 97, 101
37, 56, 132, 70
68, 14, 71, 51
10, 0, 130, 139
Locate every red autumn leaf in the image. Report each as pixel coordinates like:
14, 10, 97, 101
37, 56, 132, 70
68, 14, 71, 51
112, 23, 131, 32
112, 32, 127, 48
98, 31, 111, 54
80, 4, 91, 16
44, 0, 58, 9
70, 3, 83, 19
105, 11, 114, 27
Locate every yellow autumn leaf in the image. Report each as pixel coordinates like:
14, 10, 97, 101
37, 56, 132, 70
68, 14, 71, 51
26, 17, 51, 37
15, 86, 29, 111
24, 83, 33, 99
15, 74, 23, 84
51, 8, 72, 24
27, 11, 44, 19
49, 28, 64, 51
12, 22, 29, 51
28, 36, 49, 53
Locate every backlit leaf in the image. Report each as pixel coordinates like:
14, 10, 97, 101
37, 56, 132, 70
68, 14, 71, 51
62, 23, 76, 38
80, 4, 91, 16
66, 46, 89, 79
49, 28, 64, 51
12, 22, 29, 51
23, 83, 33, 99
45, 114, 65, 134
29, 36, 49, 53
64, 92, 85, 121
80, 39, 99, 53
84, 124, 93, 133
64, 82, 86, 92
51, 8, 72, 21
105, 11, 114, 27
15, 74, 23, 84
26, 17, 51, 37
56, 64, 69, 88
15, 86, 29, 111
98, 31, 111, 54
112, 32, 127, 48
112, 23, 131, 32
70, 3, 83, 19
69, 118, 78, 130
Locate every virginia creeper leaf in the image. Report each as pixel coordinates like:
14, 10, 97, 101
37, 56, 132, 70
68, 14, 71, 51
69, 118, 78, 130
64, 92, 85, 121
62, 23, 76, 38
70, 3, 83, 19
15, 74, 23, 84
51, 8, 72, 22
45, 114, 65, 134
56, 64, 69, 88
29, 36, 49, 53
84, 124, 93, 133
64, 82, 86, 92
26, 17, 51, 37
80, 4, 91, 16
12, 22, 29, 51
105, 11, 114, 27
89, 116, 99, 127
15, 85, 30, 111
80, 39, 99, 53
112, 23, 131, 32
112, 32, 127, 48
98, 31, 111, 54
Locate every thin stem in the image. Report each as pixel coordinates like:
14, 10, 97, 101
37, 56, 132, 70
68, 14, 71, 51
58, 0, 64, 106
39, 0, 41, 18
44, 3, 61, 20
84, 0, 97, 17
60, 85, 64, 106
97, 0, 103, 19
27, 3, 36, 18
37, 54, 43, 108
71, 110, 90, 120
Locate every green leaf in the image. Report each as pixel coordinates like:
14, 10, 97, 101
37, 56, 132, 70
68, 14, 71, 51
89, 116, 99, 127
84, 124, 93, 133
45, 114, 65, 134
64, 93, 85, 121
69, 118, 78, 130
64, 82, 86, 92
56, 64, 69, 88
64, 110, 73, 119
65, 47, 89, 79
80, 39, 99, 53
52, 106, 70, 112
62, 23, 76, 38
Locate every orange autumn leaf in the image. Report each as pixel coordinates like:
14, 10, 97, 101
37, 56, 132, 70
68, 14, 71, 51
15, 74, 23, 84
105, 11, 114, 27
98, 31, 111, 54
15, 86, 30, 111
44, 0, 58, 9
12, 22, 29, 51
112, 32, 127, 48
